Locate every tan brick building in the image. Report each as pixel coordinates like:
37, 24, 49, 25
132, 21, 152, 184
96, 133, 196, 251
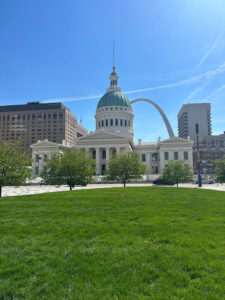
0, 101, 88, 152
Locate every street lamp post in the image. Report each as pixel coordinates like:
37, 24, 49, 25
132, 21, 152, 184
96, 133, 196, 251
195, 124, 202, 187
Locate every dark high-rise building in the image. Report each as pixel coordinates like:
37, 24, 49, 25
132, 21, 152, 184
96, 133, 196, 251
0, 101, 88, 152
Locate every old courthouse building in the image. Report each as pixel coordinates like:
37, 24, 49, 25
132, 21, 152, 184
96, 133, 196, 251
0, 102, 87, 152
31, 67, 194, 177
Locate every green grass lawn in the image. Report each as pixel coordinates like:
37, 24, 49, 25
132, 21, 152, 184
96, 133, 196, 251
0, 187, 225, 300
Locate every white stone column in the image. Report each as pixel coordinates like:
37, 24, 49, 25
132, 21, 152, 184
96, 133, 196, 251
32, 152, 36, 177
96, 148, 100, 175
125, 146, 130, 153
146, 152, 151, 174
39, 153, 44, 174
188, 150, 193, 169
159, 151, 164, 173
178, 151, 183, 160
106, 147, 110, 161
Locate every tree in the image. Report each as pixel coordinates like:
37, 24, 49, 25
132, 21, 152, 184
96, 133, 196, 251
0, 142, 32, 197
41, 148, 95, 190
213, 156, 225, 183
105, 152, 147, 187
162, 160, 193, 187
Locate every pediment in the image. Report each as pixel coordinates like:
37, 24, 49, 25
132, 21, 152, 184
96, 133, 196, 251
77, 130, 128, 141
160, 136, 193, 144
30, 139, 62, 148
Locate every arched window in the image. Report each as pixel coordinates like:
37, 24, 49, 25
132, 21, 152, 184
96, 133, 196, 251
98, 121, 100, 127
125, 120, 127, 127
115, 119, 118, 126
102, 120, 104, 127
106, 119, 108, 126
110, 119, 113, 126
120, 119, 123, 126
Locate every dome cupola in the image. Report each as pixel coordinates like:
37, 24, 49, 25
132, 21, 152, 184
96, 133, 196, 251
106, 66, 121, 93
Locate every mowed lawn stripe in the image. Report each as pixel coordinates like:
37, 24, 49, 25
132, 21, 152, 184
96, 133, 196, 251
0, 187, 225, 299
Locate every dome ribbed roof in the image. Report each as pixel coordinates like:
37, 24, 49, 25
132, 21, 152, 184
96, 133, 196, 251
97, 91, 132, 109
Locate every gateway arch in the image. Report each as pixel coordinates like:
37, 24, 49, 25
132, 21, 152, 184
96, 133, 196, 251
130, 98, 175, 138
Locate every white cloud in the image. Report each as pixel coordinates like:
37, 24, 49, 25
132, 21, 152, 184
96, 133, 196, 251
201, 83, 225, 102
40, 62, 225, 104
190, 32, 223, 75
185, 61, 225, 102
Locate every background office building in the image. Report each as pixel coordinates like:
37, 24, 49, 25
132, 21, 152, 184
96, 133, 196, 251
0, 102, 88, 152
178, 103, 212, 140
178, 103, 225, 176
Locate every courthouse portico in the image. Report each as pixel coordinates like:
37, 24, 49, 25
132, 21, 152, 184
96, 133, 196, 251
75, 130, 132, 174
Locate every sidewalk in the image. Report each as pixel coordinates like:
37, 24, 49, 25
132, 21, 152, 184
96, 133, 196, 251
2, 183, 225, 197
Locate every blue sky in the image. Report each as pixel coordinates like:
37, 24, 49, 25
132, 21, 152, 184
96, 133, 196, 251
0, 0, 225, 142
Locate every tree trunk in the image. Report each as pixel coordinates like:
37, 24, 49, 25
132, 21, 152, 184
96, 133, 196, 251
177, 183, 179, 187
0, 185, 1, 197
69, 185, 72, 191
123, 181, 126, 187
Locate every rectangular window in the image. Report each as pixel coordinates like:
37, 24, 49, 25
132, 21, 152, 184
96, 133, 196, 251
152, 153, 158, 161
142, 154, 146, 162
102, 150, 106, 159
35, 166, 39, 175
115, 119, 118, 126
174, 152, 178, 160
106, 119, 108, 126
152, 166, 158, 174
110, 119, 113, 126
184, 151, 188, 160
44, 154, 48, 162
120, 119, 123, 126
164, 152, 169, 160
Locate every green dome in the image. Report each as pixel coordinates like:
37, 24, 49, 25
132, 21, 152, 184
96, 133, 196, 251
97, 91, 132, 109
